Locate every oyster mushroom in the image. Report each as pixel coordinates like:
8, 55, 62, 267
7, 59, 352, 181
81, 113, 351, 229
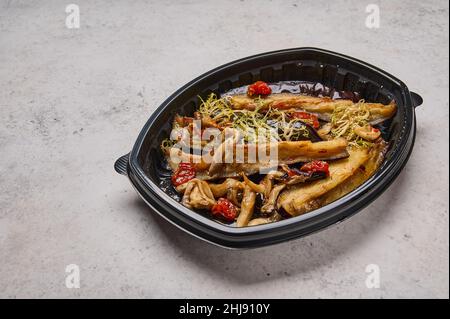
181, 179, 216, 210
236, 186, 256, 227
260, 184, 286, 214
248, 212, 282, 226
354, 125, 381, 141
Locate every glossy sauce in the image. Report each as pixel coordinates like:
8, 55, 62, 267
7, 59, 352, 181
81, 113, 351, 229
223, 81, 361, 102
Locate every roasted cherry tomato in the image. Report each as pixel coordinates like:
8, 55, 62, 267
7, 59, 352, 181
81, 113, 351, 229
211, 198, 238, 222
300, 160, 330, 176
247, 81, 272, 97
291, 111, 320, 129
171, 162, 196, 186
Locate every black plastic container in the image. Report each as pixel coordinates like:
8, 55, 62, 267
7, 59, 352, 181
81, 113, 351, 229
115, 47, 422, 249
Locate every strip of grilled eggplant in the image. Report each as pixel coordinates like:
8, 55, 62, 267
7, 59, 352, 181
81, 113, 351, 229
277, 141, 387, 216
168, 138, 349, 180
277, 147, 371, 216
229, 93, 396, 124
317, 141, 387, 206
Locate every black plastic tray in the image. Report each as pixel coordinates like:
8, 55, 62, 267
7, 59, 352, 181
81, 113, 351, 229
115, 47, 422, 249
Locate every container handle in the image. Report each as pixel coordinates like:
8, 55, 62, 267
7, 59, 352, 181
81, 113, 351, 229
410, 91, 423, 108
114, 153, 130, 175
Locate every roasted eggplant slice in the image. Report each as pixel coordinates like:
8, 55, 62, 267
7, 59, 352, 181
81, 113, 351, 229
317, 141, 388, 206
168, 138, 349, 180
277, 147, 371, 216
229, 93, 396, 124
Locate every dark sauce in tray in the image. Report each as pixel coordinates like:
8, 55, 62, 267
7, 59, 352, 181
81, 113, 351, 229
157, 81, 389, 225
223, 81, 362, 102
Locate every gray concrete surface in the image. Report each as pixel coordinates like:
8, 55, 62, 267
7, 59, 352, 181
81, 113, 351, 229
0, 0, 448, 298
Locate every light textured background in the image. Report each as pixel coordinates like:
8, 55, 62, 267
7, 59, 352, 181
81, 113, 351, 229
0, 0, 448, 298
